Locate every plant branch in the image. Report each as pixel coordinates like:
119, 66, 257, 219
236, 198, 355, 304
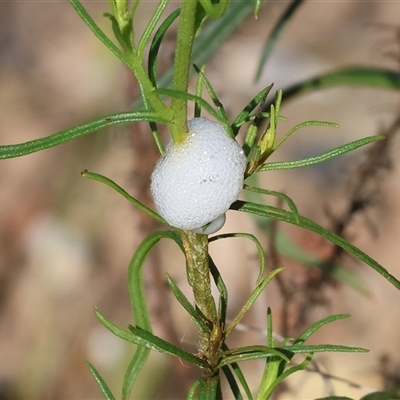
128, 49, 173, 119
170, 0, 198, 143
181, 231, 221, 362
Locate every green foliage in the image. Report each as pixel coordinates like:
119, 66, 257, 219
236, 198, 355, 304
230, 200, 400, 291
360, 392, 400, 400
87, 362, 116, 400
259, 135, 385, 172
274, 67, 400, 107
1, 0, 400, 399
0, 112, 169, 159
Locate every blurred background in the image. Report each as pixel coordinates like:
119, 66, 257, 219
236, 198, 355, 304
0, 1, 400, 399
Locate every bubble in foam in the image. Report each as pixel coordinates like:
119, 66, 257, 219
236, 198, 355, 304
150, 117, 246, 232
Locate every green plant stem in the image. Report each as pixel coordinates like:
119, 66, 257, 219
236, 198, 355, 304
170, 0, 198, 143
199, 375, 222, 400
256, 359, 279, 400
137, 0, 170, 56
255, 308, 277, 400
181, 231, 218, 357
128, 50, 173, 120
180, 230, 224, 400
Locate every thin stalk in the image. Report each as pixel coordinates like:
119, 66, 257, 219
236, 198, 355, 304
170, 0, 198, 144
256, 308, 278, 400
129, 51, 173, 121
199, 375, 222, 400
256, 359, 279, 400
137, 0, 170, 56
181, 231, 218, 356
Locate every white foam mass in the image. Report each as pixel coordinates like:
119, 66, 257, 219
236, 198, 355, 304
150, 117, 246, 232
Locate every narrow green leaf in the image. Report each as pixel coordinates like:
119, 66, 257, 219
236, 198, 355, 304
95, 307, 139, 341
148, 8, 180, 87
165, 273, 209, 333
259, 354, 313, 399
128, 325, 209, 368
82, 171, 165, 223
94, 306, 150, 400
244, 176, 369, 293
144, 6, 181, 155
273, 120, 339, 151
257, 135, 385, 172
199, 0, 231, 19
0, 111, 169, 159
209, 232, 265, 286
295, 314, 350, 346
280, 353, 313, 379
360, 392, 400, 400
279, 344, 368, 354
254, 0, 262, 19
231, 200, 400, 291
130, 0, 140, 19
194, 65, 205, 118
187, 379, 201, 400
281, 67, 400, 102
226, 268, 285, 337
218, 346, 290, 368
243, 185, 299, 218
123, 230, 183, 399
221, 365, 244, 400
128, 231, 181, 332
193, 64, 233, 136
267, 308, 274, 348
156, 88, 223, 123
222, 343, 253, 400
68, 0, 130, 68
255, 0, 305, 80
138, 0, 169, 56
208, 256, 228, 324
103, 12, 126, 49
315, 397, 354, 400
103, 13, 132, 54
256, 308, 279, 400
198, 376, 221, 400
94, 308, 208, 368
140, 91, 165, 155
244, 124, 259, 156
221, 345, 290, 359
232, 84, 274, 137
122, 348, 148, 400
86, 361, 116, 400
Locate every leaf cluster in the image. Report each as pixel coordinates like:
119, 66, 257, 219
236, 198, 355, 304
80, 134, 400, 399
